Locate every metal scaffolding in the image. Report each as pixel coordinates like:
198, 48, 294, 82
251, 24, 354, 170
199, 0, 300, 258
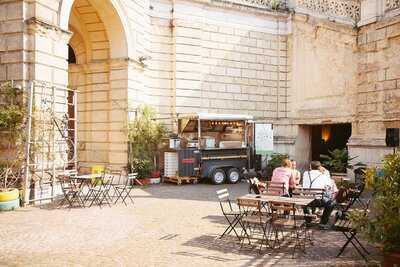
23, 81, 78, 205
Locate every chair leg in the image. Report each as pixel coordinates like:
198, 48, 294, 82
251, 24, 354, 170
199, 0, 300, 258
220, 215, 237, 239
337, 231, 355, 257
353, 235, 370, 255
114, 188, 123, 204
225, 215, 241, 236
121, 190, 132, 206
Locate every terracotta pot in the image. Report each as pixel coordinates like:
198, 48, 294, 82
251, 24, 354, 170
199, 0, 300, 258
138, 178, 151, 186
150, 170, 161, 178
383, 251, 400, 267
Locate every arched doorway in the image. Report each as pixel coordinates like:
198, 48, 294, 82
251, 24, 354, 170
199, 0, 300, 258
63, 0, 131, 169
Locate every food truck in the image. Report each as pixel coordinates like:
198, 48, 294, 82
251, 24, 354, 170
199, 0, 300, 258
165, 113, 273, 184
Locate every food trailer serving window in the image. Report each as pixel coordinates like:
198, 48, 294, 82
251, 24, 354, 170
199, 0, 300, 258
178, 113, 253, 149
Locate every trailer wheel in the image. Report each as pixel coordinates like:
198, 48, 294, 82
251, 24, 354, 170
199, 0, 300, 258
210, 169, 226, 185
227, 168, 241, 184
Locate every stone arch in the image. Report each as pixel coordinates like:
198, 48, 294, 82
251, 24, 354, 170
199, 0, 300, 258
64, 0, 130, 168
59, 0, 133, 59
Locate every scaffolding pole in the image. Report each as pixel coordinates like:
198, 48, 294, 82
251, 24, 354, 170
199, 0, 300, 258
23, 82, 34, 206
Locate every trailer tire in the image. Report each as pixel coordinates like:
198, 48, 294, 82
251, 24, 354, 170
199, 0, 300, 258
210, 169, 226, 185
227, 168, 241, 184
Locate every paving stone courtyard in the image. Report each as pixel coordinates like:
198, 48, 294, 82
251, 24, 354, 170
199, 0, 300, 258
0, 182, 380, 267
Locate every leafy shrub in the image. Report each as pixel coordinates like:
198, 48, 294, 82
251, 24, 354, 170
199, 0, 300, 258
129, 158, 153, 179
0, 82, 25, 189
127, 105, 166, 178
350, 152, 400, 253
265, 153, 289, 180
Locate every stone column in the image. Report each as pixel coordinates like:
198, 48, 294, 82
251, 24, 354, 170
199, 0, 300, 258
108, 58, 130, 168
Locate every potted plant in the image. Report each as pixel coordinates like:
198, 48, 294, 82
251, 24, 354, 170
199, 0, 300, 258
320, 148, 362, 181
350, 152, 400, 266
127, 105, 166, 185
0, 82, 25, 211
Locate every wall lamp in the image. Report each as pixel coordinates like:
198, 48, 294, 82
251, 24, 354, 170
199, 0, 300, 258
138, 55, 152, 64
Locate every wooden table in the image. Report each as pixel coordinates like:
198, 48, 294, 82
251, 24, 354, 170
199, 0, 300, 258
238, 194, 315, 207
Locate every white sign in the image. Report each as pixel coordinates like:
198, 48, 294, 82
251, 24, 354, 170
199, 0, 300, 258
255, 123, 273, 155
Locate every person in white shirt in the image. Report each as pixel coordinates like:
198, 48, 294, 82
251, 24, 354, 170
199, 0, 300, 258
303, 163, 332, 189
303, 161, 338, 227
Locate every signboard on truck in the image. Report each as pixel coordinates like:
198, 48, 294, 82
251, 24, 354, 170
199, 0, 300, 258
255, 123, 273, 156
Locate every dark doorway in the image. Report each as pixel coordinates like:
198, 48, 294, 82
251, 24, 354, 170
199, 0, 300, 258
68, 45, 76, 64
311, 123, 351, 161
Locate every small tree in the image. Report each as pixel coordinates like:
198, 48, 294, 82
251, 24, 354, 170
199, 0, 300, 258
127, 105, 166, 178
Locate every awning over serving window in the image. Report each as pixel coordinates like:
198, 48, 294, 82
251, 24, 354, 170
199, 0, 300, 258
178, 112, 253, 121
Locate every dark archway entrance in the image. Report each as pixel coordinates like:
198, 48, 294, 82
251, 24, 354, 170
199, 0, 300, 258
311, 123, 352, 161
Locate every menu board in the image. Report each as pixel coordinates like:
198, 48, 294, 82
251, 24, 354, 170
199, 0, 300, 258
255, 123, 273, 155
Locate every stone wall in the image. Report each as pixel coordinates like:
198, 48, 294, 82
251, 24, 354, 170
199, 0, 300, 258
288, 15, 358, 124
0, 0, 26, 82
172, 0, 288, 125
348, 15, 400, 165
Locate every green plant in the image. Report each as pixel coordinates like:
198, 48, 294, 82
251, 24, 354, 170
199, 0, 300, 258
350, 152, 400, 253
127, 105, 166, 178
265, 153, 289, 179
0, 82, 26, 189
129, 158, 153, 179
320, 148, 357, 173
270, 0, 281, 10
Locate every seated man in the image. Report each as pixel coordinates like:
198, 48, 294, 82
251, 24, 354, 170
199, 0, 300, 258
303, 161, 338, 228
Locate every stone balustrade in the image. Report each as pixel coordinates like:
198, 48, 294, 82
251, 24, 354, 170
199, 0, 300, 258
293, 0, 361, 23
221, 0, 361, 23
386, 0, 400, 11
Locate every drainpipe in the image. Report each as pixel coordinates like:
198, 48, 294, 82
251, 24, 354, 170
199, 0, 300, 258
276, 11, 280, 120
171, 1, 177, 134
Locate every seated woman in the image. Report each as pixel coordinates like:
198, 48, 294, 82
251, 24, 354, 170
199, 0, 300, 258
270, 158, 295, 197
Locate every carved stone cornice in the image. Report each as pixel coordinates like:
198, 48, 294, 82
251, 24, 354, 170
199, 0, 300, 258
25, 17, 72, 41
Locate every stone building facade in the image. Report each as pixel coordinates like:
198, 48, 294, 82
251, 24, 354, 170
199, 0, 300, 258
0, 0, 399, 170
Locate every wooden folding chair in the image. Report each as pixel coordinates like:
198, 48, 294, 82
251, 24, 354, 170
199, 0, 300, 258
237, 198, 270, 252
268, 200, 307, 257
264, 181, 285, 196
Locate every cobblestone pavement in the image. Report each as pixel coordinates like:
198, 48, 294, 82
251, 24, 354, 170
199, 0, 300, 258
0, 182, 380, 267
